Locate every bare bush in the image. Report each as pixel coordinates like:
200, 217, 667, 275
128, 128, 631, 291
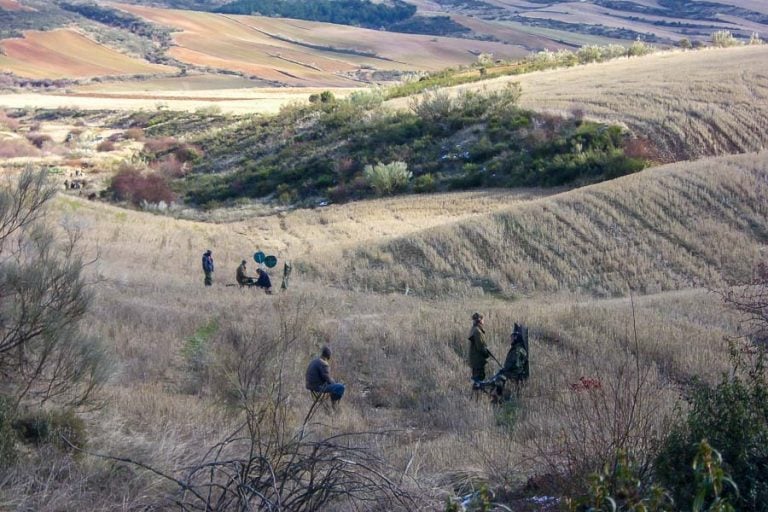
0, 169, 110, 408
25, 132, 53, 150
96, 139, 115, 152
108, 164, 176, 206
722, 262, 768, 346
0, 138, 40, 158
0, 110, 20, 131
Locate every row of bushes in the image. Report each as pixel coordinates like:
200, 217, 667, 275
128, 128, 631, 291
385, 40, 656, 99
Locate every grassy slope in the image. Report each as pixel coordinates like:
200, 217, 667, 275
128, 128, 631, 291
306, 151, 768, 298
12, 148, 755, 507
389, 45, 768, 161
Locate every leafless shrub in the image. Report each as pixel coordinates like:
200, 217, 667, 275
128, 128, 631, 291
0, 169, 111, 408
722, 262, 768, 347
25, 132, 53, 150
96, 139, 115, 152
0, 138, 39, 158
529, 289, 676, 496
123, 128, 145, 141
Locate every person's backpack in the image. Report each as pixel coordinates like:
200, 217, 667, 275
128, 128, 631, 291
513, 323, 530, 381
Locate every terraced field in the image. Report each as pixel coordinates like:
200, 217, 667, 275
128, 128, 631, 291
114, 3, 530, 86
0, 28, 175, 79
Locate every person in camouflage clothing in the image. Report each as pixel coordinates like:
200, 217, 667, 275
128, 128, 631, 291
501, 323, 529, 397
468, 312, 490, 382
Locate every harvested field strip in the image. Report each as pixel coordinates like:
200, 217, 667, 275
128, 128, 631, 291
0, 29, 175, 79
310, 151, 768, 297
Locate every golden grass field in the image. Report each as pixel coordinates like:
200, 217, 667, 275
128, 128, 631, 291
317, 151, 768, 298
0, 29, 175, 79
2, 150, 753, 509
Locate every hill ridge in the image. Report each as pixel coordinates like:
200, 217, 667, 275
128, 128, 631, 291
304, 151, 768, 298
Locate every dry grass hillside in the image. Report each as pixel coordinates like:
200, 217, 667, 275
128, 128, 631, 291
308, 151, 768, 298
1, 162, 750, 509
392, 45, 768, 161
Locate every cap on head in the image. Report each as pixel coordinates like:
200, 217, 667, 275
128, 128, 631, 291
471, 312, 483, 322
241, 260, 246, 264
205, 250, 212, 255
321, 345, 332, 359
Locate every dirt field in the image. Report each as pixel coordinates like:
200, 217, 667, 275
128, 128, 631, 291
0, 28, 175, 79
114, 3, 529, 86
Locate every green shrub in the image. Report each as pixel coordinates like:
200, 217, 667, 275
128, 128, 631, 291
655, 355, 768, 511
413, 173, 436, 193
363, 161, 412, 195
568, 441, 736, 512
628, 39, 655, 57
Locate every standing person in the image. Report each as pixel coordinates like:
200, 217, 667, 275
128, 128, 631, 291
305, 346, 345, 409
255, 268, 273, 294
281, 261, 292, 291
468, 312, 490, 382
202, 249, 214, 286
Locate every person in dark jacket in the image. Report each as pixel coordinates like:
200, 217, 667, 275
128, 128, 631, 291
202, 250, 214, 286
468, 312, 490, 382
305, 346, 345, 408
255, 268, 272, 294
501, 323, 529, 397
236, 260, 255, 286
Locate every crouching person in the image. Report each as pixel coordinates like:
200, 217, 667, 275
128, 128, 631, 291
305, 346, 345, 410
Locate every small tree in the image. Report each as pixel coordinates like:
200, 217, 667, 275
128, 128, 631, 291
363, 161, 412, 196
0, 169, 110, 408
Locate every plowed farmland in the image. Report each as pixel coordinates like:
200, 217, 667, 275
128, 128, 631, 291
0, 28, 175, 79
115, 3, 529, 86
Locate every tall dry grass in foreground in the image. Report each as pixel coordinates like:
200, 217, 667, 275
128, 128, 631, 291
401, 45, 768, 161
313, 151, 768, 298
1, 158, 755, 509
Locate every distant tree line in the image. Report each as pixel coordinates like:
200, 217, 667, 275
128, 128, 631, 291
214, 0, 467, 35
